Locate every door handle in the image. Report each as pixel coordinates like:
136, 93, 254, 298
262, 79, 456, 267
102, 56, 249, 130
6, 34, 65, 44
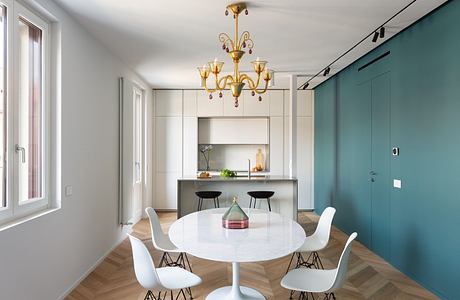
15, 144, 26, 163
369, 171, 377, 176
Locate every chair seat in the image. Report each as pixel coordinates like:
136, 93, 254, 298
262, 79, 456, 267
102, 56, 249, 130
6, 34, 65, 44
281, 268, 337, 293
297, 234, 328, 252
157, 267, 202, 290
247, 191, 274, 198
195, 191, 222, 198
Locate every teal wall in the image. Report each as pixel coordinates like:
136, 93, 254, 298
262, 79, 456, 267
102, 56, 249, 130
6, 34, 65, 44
314, 1, 460, 299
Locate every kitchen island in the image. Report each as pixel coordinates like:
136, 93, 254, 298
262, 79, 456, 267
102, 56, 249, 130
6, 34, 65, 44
177, 176, 298, 220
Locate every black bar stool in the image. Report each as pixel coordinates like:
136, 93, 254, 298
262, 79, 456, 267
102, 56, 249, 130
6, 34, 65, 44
248, 191, 275, 211
195, 191, 222, 211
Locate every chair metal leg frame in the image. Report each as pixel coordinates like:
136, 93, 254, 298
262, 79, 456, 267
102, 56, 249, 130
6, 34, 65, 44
159, 252, 193, 272
143, 289, 190, 300
296, 292, 316, 300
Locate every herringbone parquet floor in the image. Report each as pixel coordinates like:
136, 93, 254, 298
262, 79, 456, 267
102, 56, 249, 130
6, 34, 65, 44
66, 212, 439, 300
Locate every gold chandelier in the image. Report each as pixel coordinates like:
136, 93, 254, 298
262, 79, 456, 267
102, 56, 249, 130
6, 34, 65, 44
197, 2, 274, 107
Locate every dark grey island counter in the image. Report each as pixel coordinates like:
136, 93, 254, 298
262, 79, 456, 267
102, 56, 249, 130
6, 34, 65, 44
177, 176, 298, 220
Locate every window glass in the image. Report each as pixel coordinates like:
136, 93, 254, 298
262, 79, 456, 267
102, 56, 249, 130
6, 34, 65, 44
0, 6, 6, 208
17, 17, 43, 202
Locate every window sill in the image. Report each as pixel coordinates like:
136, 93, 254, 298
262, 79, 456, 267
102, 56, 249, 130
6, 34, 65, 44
0, 207, 60, 232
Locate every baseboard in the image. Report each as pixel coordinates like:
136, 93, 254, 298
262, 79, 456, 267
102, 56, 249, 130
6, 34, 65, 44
298, 208, 314, 212
56, 234, 128, 300
155, 209, 177, 213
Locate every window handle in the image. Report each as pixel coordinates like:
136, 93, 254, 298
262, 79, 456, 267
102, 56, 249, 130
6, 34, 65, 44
15, 144, 26, 163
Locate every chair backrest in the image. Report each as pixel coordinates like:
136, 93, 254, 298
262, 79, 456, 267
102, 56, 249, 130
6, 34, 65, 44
128, 234, 164, 290
313, 207, 336, 247
145, 207, 169, 250
329, 232, 358, 292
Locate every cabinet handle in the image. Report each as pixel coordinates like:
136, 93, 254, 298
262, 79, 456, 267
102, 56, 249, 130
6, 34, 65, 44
15, 144, 26, 163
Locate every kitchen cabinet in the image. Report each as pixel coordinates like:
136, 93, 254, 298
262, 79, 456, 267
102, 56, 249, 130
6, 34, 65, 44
270, 117, 284, 175
297, 116, 313, 209
183, 117, 198, 176
154, 116, 182, 209
270, 90, 284, 116
197, 90, 224, 117
297, 90, 313, 117
198, 118, 269, 144
155, 90, 183, 117
243, 90, 270, 116
183, 90, 197, 117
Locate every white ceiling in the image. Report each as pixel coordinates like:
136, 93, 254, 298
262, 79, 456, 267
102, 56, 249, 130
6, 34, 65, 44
53, 0, 446, 89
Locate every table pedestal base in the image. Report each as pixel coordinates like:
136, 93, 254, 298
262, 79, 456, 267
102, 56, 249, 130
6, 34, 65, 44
206, 286, 265, 300
206, 262, 266, 300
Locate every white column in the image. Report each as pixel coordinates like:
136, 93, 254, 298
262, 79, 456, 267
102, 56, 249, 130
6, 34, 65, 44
289, 75, 297, 177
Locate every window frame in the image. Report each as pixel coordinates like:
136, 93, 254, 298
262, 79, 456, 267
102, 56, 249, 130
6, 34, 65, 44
0, 0, 51, 226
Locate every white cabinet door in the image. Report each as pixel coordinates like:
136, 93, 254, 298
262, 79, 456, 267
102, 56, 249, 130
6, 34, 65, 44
155, 90, 183, 116
197, 90, 224, 116
223, 90, 244, 116
199, 118, 269, 144
297, 116, 313, 209
155, 117, 183, 173
243, 90, 269, 116
183, 117, 198, 176
297, 90, 313, 117
270, 117, 284, 175
270, 90, 284, 116
155, 172, 181, 209
183, 90, 197, 117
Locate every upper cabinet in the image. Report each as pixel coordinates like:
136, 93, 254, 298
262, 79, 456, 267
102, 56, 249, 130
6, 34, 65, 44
243, 90, 270, 116
197, 90, 224, 117
155, 90, 183, 116
269, 90, 284, 116
183, 90, 197, 117
199, 118, 269, 144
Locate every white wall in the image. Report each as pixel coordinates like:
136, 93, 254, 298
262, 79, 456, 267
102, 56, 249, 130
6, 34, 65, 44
0, 1, 153, 299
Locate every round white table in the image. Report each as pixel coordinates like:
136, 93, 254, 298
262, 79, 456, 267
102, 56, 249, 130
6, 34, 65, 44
169, 208, 305, 300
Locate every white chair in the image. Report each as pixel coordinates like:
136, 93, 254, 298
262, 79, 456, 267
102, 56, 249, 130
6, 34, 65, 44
145, 207, 193, 272
281, 232, 358, 300
128, 234, 202, 300
286, 207, 336, 272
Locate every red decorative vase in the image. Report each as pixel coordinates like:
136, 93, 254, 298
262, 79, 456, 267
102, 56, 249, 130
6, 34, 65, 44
222, 197, 249, 229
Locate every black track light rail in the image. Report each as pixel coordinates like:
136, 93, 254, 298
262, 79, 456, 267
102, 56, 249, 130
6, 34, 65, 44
298, 0, 418, 90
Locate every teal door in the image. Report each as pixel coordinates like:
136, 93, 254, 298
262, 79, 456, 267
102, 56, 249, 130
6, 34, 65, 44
370, 72, 391, 261
336, 71, 391, 258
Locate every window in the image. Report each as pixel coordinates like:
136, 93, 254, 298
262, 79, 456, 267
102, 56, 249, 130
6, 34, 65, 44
0, 0, 51, 227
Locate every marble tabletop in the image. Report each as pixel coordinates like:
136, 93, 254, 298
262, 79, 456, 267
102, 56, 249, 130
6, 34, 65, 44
168, 208, 306, 263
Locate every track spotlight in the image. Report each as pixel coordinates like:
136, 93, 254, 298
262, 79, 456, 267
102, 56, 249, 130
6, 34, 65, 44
323, 67, 330, 76
379, 27, 385, 38
302, 82, 309, 90
372, 31, 379, 42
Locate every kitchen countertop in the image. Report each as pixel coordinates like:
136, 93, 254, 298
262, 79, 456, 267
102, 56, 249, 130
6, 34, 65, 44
178, 175, 297, 182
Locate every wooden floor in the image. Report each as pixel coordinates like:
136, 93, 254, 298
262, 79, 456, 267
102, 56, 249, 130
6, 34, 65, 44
66, 212, 439, 300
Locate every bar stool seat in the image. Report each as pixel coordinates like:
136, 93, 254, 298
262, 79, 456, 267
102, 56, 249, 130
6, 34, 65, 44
248, 191, 275, 211
195, 191, 222, 211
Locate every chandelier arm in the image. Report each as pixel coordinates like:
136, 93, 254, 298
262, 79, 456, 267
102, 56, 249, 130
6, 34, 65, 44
239, 31, 254, 49
203, 77, 217, 94
240, 74, 256, 89
219, 33, 235, 50
254, 80, 269, 94
217, 75, 234, 90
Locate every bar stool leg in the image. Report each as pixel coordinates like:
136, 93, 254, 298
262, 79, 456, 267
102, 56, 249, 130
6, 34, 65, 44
249, 197, 252, 208
267, 198, 272, 211
213, 198, 217, 208
216, 197, 220, 208
198, 198, 202, 211
253, 198, 257, 208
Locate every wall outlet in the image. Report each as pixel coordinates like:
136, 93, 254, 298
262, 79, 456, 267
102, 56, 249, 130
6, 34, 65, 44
65, 185, 73, 196
393, 179, 402, 189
